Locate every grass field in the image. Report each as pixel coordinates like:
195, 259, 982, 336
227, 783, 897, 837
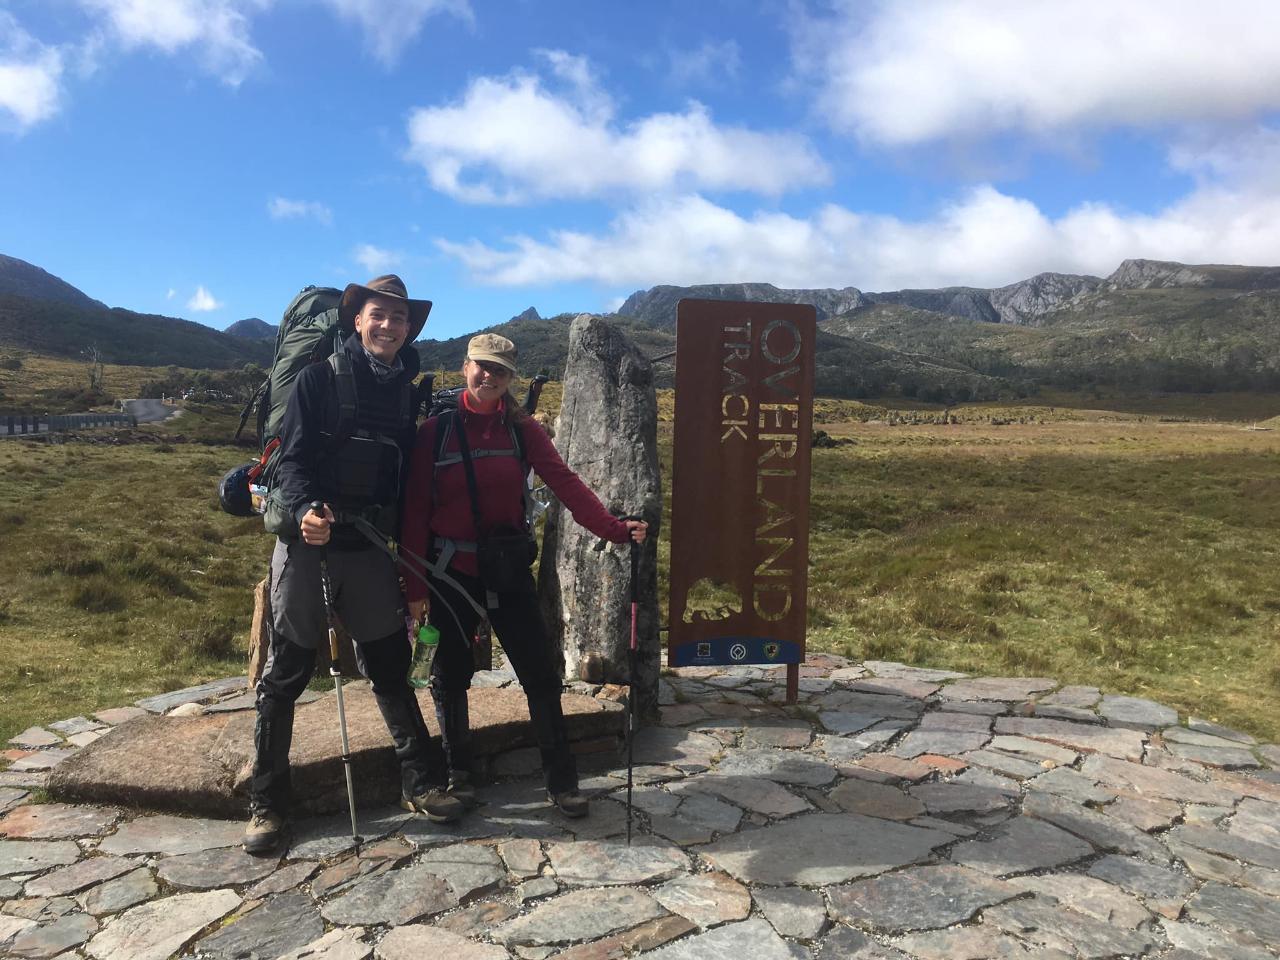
2, 383, 1279, 746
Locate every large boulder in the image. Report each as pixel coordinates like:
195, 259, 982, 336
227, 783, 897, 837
538, 315, 662, 722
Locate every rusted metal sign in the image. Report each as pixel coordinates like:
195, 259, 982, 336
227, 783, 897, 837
668, 299, 815, 669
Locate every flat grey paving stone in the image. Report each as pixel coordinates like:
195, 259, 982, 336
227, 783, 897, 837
816, 712, 884, 735
1230, 797, 1280, 847
195, 891, 323, 960
134, 677, 246, 714
1098, 695, 1178, 730
1183, 719, 1257, 744
712, 747, 837, 786
742, 720, 813, 749
1026, 703, 1104, 723
829, 778, 925, 820
1168, 741, 1261, 768
278, 926, 373, 960
416, 842, 505, 900
84, 887, 241, 960
932, 698, 1009, 716
863, 661, 966, 683
0, 787, 29, 813
156, 844, 280, 889
994, 717, 1146, 760
96, 814, 244, 856
204, 692, 258, 713
907, 781, 1014, 816
815, 691, 922, 720
623, 785, 682, 818
288, 807, 413, 858
377, 924, 509, 960
1158, 918, 1277, 960
1006, 873, 1152, 927
652, 871, 750, 929
0, 875, 21, 897
702, 812, 952, 886
9, 748, 77, 771
0, 770, 49, 789
436, 900, 519, 938
678, 774, 810, 818
1257, 744, 1280, 769
827, 864, 1018, 934
515, 876, 558, 900
959, 749, 1045, 780
1079, 753, 1241, 805
893, 924, 1051, 959
813, 734, 870, 762
497, 838, 544, 878
852, 677, 940, 700
79, 867, 157, 916
1164, 725, 1258, 749
1038, 685, 1101, 708
1104, 793, 1183, 832
753, 886, 827, 940
546, 837, 689, 886
814, 923, 909, 959
8, 909, 97, 958
0, 915, 36, 949
92, 707, 147, 726
917, 711, 994, 733
1165, 823, 1280, 870
24, 855, 136, 897
1023, 791, 1172, 863
9, 727, 63, 748
1183, 880, 1280, 947
941, 677, 1057, 702
48, 717, 107, 736
320, 862, 457, 926
629, 727, 723, 767
984, 893, 1156, 959
1086, 854, 1196, 916
1024, 765, 1112, 804
498, 886, 665, 945
892, 729, 990, 758
643, 918, 807, 960
246, 859, 320, 898
951, 815, 1094, 877
0, 838, 81, 875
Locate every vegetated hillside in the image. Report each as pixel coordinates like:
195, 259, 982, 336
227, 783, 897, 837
0, 293, 272, 369
0, 254, 105, 310
224, 317, 274, 340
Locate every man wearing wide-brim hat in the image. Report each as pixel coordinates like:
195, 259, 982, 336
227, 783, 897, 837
245, 274, 463, 854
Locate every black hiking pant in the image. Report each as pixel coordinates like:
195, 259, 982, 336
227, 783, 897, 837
427, 566, 578, 795
250, 625, 448, 816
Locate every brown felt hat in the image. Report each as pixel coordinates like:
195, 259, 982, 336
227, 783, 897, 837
466, 333, 518, 374
339, 274, 432, 341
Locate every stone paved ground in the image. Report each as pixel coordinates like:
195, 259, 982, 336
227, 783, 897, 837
3, 653, 1280, 959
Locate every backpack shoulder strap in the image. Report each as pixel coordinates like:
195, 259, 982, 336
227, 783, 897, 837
327, 348, 358, 445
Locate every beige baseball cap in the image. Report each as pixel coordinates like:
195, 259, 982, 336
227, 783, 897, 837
467, 333, 517, 373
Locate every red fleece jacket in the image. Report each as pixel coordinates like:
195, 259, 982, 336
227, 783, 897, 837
400, 398, 629, 599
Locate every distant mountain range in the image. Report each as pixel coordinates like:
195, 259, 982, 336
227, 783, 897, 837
4, 251, 1280, 399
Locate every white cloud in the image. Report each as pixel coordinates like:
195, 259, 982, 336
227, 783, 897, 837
166, 288, 176, 299
800, 0, 1280, 145
78, 0, 264, 86
0, 13, 65, 131
436, 127, 1280, 291
666, 39, 741, 89
267, 196, 334, 224
405, 51, 828, 203
353, 243, 402, 274
319, 0, 472, 64
188, 285, 223, 311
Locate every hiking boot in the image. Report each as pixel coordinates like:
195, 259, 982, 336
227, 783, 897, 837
548, 789, 589, 819
243, 810, 285, 855
401, 786, 465, 823
448, 771, 479, 808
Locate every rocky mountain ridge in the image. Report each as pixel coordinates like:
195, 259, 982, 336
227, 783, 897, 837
0, 254, 106, 311
224, 317, 274, 340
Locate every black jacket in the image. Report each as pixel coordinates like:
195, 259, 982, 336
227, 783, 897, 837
275, 333, 421, 547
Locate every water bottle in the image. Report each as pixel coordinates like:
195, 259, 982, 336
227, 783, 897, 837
408, 623, 439, 688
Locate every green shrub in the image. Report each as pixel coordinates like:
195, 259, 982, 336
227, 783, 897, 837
71, 578, 127, 613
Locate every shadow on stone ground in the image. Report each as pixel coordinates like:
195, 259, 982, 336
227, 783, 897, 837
3, 653, 1280, 959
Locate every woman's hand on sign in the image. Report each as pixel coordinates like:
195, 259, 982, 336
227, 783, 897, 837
624, 519, 648, 544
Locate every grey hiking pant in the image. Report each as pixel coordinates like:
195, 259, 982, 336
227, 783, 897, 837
269, 538, 405, 648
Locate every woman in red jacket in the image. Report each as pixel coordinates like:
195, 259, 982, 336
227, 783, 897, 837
401, 333, 647, 818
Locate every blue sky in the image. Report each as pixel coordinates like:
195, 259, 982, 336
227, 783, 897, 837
3, 1, 1280, 341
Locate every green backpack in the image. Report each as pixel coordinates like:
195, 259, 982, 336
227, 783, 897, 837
228, 285, 347, 534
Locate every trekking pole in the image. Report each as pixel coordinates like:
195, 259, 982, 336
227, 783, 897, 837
312, 502, 362, 846
620, 515, 643, 846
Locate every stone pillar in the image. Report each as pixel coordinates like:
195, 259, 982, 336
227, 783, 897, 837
538, 315, 663, 723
